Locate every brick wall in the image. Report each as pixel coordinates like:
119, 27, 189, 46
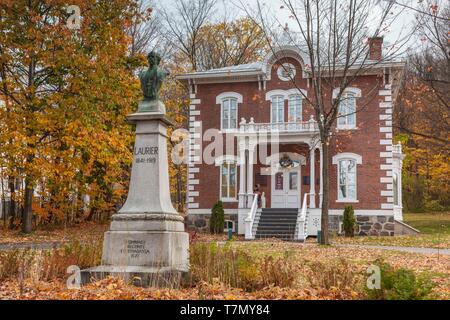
188, 57, 392, 213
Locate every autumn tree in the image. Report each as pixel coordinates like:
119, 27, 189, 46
0, 0, 143, 232
395, 0, 449, 211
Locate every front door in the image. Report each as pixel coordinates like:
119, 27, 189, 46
271, 168, 300, 208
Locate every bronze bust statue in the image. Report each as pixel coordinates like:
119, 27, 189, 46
138, 51, 169, 113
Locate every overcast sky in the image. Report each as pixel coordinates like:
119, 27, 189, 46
159, 0, 424, 55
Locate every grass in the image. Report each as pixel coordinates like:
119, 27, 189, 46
334, 212, 450, 249
403, 212, 450, 235
0, 239, 447, 300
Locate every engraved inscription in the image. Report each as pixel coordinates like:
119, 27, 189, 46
121, 240, 150, 259
134, 146, 158, 164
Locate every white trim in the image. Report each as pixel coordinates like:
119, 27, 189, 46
379, 102, 392, 109
381, 190, 394, 196
332, 153, 362, 165
189, 191, 199, 197
332, 87, 362, 99
191, 110, 200, 116
381, 204, 394, 209
277, 63, 297, 81
379, 90, 391, 96
188, 203, 199, 209
380, 127, 392, 133
216, 92, 243, 104
333, 152, 362, 203
218, 94, 241, 131
219, 161, 238, 202
189, 167, 200, 173
215, 155, 241, 166
265, 88, 308, 101
336, 199, 359, 203
188, 180, 199, 185
380, 152, 393, 158
190, 99, 201, 105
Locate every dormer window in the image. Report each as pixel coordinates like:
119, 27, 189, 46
277, 63, 296, 81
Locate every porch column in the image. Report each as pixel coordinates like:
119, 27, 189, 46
319, 146, 323, 208
238, 141, 247, 209
246, 144, 255, 208
309, 146, 316, 208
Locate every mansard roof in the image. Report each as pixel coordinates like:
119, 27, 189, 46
176, 45, 405, 83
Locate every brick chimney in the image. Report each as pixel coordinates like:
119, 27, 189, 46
368, 37, 383, 61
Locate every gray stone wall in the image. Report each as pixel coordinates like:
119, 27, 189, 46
186, 214, 238, 233
329, 215, 395, 236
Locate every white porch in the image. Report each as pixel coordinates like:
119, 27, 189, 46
235, 117, 323, 241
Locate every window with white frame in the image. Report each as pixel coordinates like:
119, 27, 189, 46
271, 95, 284, 123
337, 92, 356, 129
338, 159, 357, 201
288, 95, 302, 122
221, 162, 237, 201
221, 98, 238, 130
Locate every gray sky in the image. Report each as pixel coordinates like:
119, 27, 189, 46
160, 0, 422, 54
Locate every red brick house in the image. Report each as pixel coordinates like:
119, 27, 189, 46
177, 39, 406, 240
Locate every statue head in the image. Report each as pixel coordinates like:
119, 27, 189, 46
147, 51, 161, 67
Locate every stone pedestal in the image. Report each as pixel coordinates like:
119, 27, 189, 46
82, 106, 189, 288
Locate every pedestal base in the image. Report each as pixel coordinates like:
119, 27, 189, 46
82, 215, 189, 288
81, 265, 188, 288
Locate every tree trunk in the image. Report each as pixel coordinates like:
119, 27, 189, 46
8, 177, 16, 229
22, 177, 33, 234
320, 141, 330, 245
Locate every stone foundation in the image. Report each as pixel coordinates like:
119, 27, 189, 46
329, 215, 395, 236
186, 214, 238, 233
188, 213, 395, 236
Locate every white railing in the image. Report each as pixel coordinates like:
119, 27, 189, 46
296, 193, 310, 242
239, 117, 319, 134
245, 194, 259, 240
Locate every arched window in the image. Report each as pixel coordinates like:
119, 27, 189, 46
288, 95, 302, 122
271, 95, 284, 123
332, 153, 362, 202
216, 92, 242, 131
337, 92, 356, 129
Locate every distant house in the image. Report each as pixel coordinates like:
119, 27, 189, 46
177, 38, 407, 241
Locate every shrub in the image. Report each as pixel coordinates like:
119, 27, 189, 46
305, 259, 359, 291
343, 206, 356, 237
365, 260, 435, 300
0, 240, 102, 282
188, 243, 297, 292
209, 201, 224, 234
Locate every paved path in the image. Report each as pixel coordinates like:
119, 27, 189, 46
336, 244, 450, 255
0, 242, 61, 251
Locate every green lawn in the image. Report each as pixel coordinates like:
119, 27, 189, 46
334, 212, 450, 249
404, 212, 450, 235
